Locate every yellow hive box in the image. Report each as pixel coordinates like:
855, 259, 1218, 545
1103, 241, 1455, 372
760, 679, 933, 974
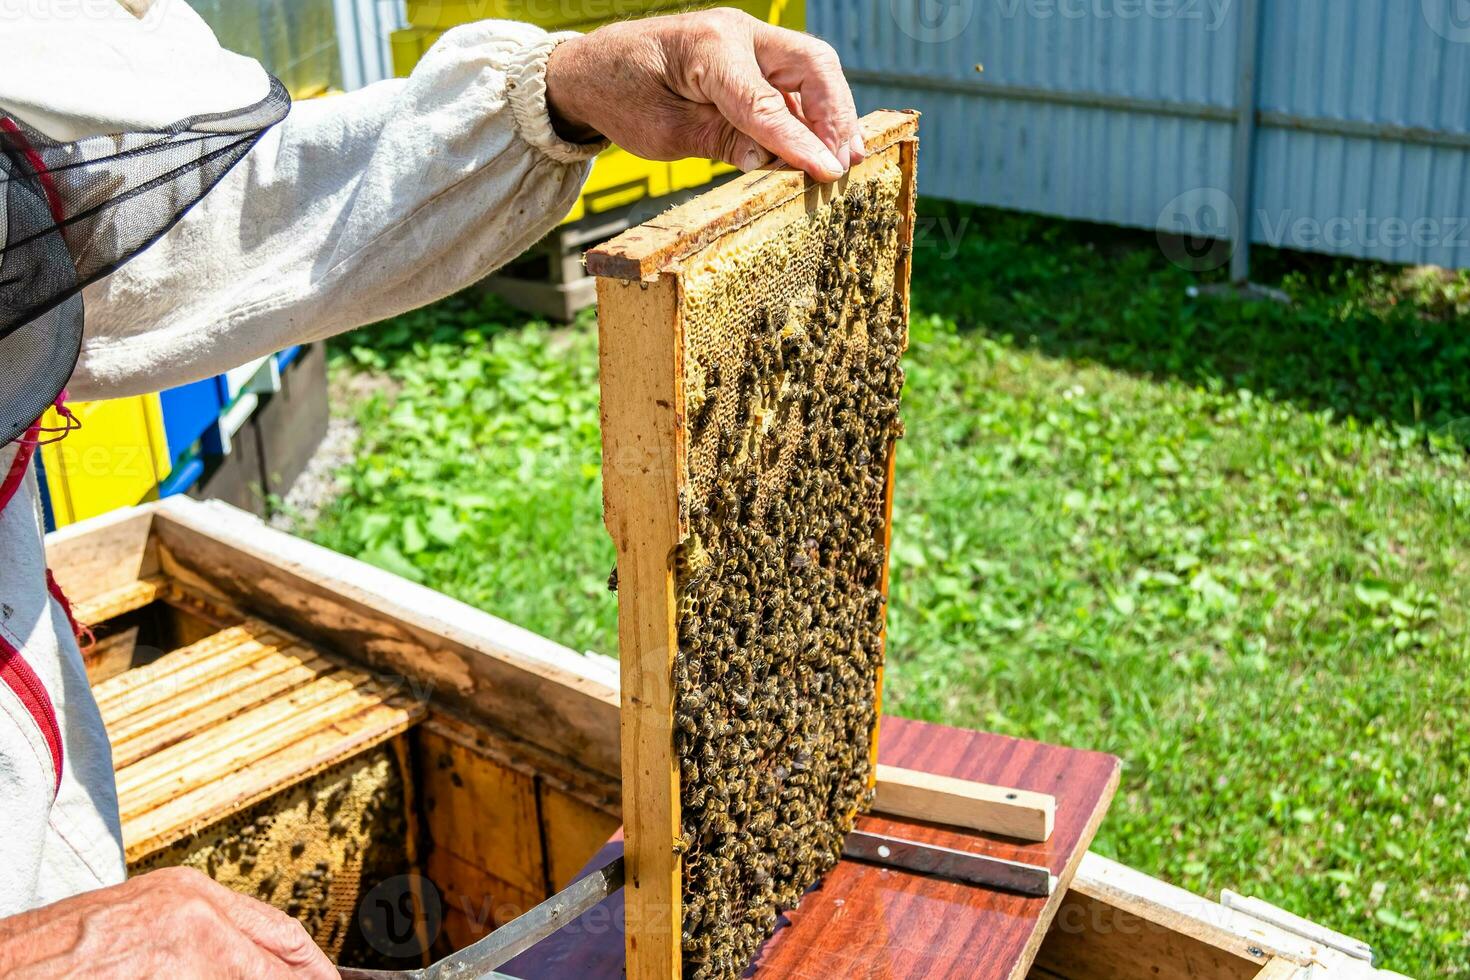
402, 0, 800, 34
39, 395, 171, 527
391, 0, 804, 223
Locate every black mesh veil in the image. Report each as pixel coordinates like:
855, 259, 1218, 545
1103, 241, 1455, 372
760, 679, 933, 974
0, 75, 290, 445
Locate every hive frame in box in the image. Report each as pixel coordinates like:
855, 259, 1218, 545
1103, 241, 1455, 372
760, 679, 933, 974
590, 109, 919, 980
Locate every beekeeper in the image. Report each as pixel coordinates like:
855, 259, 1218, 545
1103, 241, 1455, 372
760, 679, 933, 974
0, 2, 862, 975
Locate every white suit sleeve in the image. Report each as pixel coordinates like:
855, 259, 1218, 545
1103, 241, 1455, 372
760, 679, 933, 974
67, 20, 604, 400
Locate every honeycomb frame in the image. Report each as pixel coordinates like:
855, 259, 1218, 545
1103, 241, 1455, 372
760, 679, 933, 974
593, 110, 918, 980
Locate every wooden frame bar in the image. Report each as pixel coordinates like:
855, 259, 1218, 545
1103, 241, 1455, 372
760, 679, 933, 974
147, 496, 621, 781
597, 272, 686, 977
873, 763, 1056, 842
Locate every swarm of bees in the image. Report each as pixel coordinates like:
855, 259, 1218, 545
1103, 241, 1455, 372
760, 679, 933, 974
671, 173, 908, 979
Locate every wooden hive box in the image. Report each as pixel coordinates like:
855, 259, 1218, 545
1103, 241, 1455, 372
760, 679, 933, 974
591, 110, 919, 980
50, 499, 624, 969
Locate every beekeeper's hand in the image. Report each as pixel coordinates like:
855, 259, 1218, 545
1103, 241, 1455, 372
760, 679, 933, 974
545, 8, 864, 182
0, 866, 337, 979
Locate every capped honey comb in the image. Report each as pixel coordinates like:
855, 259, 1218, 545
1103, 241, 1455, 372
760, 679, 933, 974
593, 110, 917, 980
130, 744, 416, 967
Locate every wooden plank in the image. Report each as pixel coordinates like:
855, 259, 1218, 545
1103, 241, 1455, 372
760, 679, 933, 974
43, 503, 157, 604
116, 669, 383, 818
1053, 853, 1405, 979
95, 620, 287, 721
416, 728, 547, 899
83, 626, 138, 684
595, 272, 684, 980
107, 651, 333, 769
1056, 853, 1335, 977
121, 697, 421, 862
756, 719, 1117, 979
1034, 889, 1266, 980
422, 713, 621, 819
1222, 891, 1373, 963
71, 575, 164, 627
149, 496, 621, 779
1253, 959, 1309, 980
873, 763, 1056, 842
413, 712, 620, 936
507, 832, 1396, 980
430, 848, 546, 950
866, 131, 916, 795
587, 110, 919, 280
540, 784, 623, 892
389, 734, 434, 968
103, 641, 326, 743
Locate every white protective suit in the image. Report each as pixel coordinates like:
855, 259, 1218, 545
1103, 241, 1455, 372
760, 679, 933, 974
0, 0, 601, 914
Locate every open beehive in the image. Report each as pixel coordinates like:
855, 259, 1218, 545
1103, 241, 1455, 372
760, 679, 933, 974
54, 499, 623, 971
56, 498, 1390, 979
590, 110, 918, 979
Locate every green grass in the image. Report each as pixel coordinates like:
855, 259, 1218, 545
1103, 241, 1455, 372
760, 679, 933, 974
309, 203, 1470, 977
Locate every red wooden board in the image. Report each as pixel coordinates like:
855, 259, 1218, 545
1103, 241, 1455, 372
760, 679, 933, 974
503, 718, 1120, 979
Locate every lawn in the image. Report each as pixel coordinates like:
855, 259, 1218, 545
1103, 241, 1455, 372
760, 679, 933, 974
307, 202, 1470, 977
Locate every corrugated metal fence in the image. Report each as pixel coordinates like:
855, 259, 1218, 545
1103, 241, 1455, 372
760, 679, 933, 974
812, 0, 1470, 273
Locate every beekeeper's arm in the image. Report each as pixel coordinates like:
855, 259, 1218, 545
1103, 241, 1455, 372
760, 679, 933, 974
40, 6, 862, 400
